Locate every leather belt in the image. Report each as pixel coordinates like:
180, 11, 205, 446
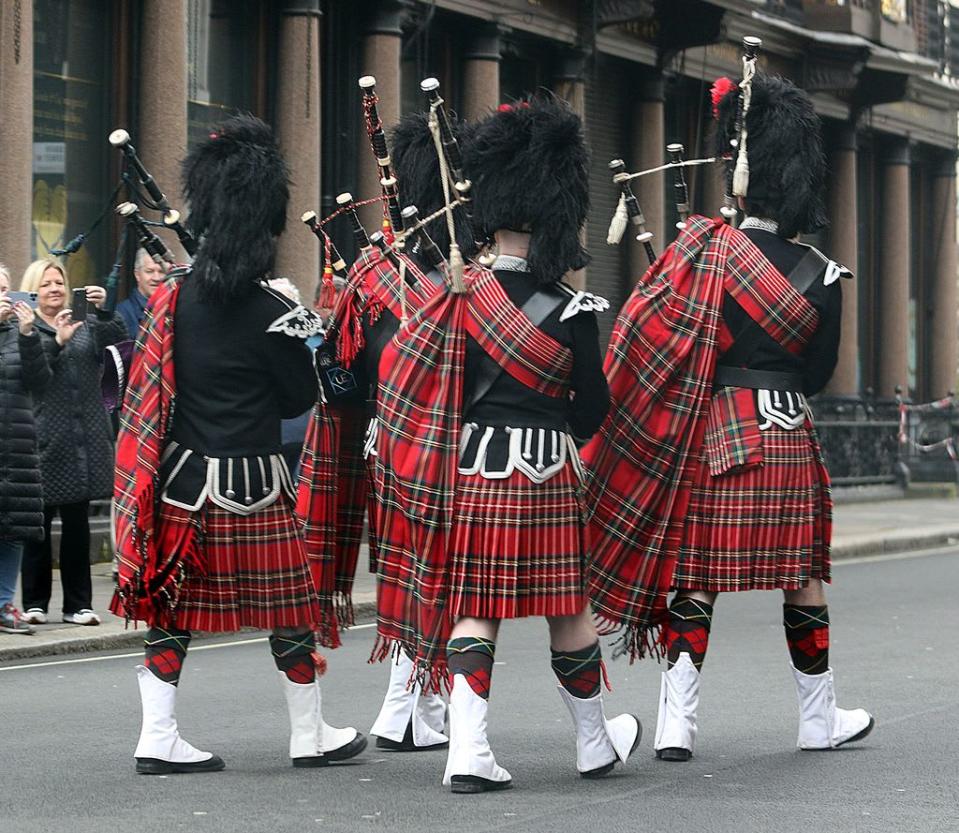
714, 366, 803, 392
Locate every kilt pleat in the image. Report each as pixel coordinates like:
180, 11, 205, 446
157, 498, 323, 632
673, 421, 832, 592
447, 464, 587, 620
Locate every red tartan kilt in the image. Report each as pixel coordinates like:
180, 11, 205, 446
674, 421, 832, 592
446, 464, 588, 620
152, 498, 323, 632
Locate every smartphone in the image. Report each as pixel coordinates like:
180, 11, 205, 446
6, 290, 39, 309
71, 288, 88, 320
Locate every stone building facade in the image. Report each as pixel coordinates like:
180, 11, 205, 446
1, 0, 957, 410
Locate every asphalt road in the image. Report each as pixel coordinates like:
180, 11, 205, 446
2, 547, 956, 833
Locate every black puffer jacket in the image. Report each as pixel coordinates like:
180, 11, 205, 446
0, 322, 53, 541
34, 311, 126, 505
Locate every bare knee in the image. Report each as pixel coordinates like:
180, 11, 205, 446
547, 606, 598, 652
674, 589, 719, 607
450, 617, 500, 642
783, 580, 826, 607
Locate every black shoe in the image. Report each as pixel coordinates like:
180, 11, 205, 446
375, 721, 449, 752
656, 747, 692, 762
136, 755, 225, 774
450, 774, 513, 794
293, 732, 368, 767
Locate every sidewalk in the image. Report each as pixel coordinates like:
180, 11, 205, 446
3, 495, 957, 663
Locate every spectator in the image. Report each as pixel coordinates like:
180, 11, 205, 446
18, 258, 126, 626
116, 248, 168, 339
0, 263, 66, 634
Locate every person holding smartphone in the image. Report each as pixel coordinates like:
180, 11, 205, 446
18, 258, 126, 626
0, 262, 68, 634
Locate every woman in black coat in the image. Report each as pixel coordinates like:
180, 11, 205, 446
0, 264, 59, 635
18, 259, 126, 626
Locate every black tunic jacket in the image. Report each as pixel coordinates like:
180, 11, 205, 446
722, 229, 843, 396
33, 311, 127, 505
170, 280, 318, 458
0, 324, 53, 541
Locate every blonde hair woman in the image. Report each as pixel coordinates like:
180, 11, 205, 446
18, 258, 126, 627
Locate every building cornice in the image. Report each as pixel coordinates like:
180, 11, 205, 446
428, 0, 577, 45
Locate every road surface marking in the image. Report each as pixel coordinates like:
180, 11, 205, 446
0, 622, 377, 672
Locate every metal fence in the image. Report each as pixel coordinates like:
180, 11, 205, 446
812, 389, 959, 487
811, 393, 901, 487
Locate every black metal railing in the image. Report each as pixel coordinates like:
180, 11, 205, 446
811, 392, 901, 486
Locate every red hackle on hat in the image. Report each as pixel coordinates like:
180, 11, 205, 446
710, 77, 737, 118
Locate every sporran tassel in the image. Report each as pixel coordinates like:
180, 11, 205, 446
317, 265, 336, 310
607, 193, 628, 245
449, 242, 466, 294
732, 152, 750, 198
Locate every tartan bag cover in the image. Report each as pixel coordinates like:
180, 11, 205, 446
374, 267, 573, 686
297, 248, 441, 621
582, 215, 819, 659
336, 248, 435, 369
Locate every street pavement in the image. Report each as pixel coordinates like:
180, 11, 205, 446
4, 493, 959, 663
1, 546, 956, 833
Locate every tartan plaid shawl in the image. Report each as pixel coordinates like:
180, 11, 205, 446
374, 267, 573, 686
112, 279, 184, 624
583, 215, 819, 660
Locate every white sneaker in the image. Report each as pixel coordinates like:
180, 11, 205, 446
22, 608, 47, 625
63, 609, 101, 626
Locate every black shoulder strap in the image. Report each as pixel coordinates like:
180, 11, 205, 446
720, 247, 826, 367
787, 247, 828, 296
466, 284, 568, 412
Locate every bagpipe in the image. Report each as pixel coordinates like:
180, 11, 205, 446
606, 35, 762, 266
100, 127, 197, 412
300, 76, 475, 403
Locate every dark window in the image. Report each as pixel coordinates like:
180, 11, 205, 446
32, 0, 113, 282
187, 0, 260, 147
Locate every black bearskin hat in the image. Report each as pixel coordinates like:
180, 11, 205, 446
464, 95, 590, 285
182, 113, 290, 302
713, 73, 827, 239
391, 112, 478, 270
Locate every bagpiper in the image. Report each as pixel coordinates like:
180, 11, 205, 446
583, 68, 874, 762
112, 115, 365, 773
373, 95, 641, 793
359, 111, 479, 752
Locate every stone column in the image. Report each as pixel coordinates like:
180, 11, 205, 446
628, 77, 665, 285
462, 24, 502, 121
274, 0, 322, 300
554, 52, 587, 290
357, 1, 407, 232
876, 140, 911, 398
0, 0, 34, 279
139, 0, 188, 261
928, 153, 958, 397
825, 127, 860, 396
